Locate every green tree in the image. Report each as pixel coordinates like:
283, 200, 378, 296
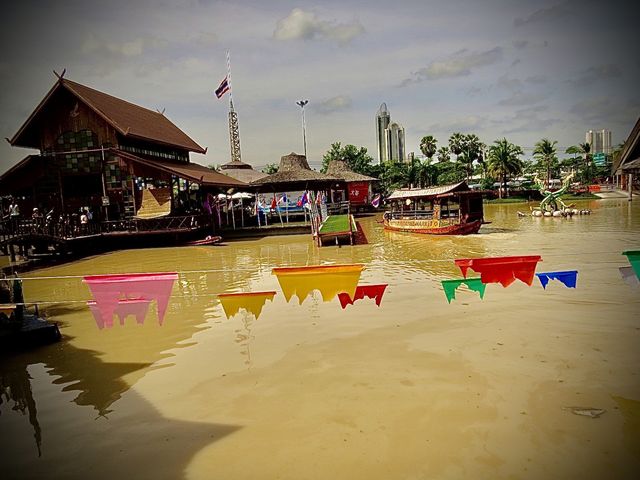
566, 143, 592, 184
456, 134, 484, 182
419, 135, 437, 161
262, 163, 279, 174
321, 142, 375, 175
436, 146, 450, 163
486, 138, 524, 198
533, 138, 558, 188
448, 132, 465, 156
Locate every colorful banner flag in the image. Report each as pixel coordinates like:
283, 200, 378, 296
536, 270, 578, 289
272, 264, 364, 304
619, 266, 640, 287
83, 272, 178, 329
441, 278, 486, 303
87, 299, 152, 328
455, 256, 541, 287
622, 250, 640, 279
215, 76, 230, 98
296, 191, 309, 207
218, 291, 277, 320
371, 193, 381, 208
337, 284, 387, 309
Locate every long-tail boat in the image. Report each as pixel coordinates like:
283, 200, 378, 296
382, 181, 485, 235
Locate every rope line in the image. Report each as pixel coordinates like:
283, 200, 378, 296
2, 250, 633, 282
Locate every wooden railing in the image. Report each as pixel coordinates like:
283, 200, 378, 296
0, 214, 208, 243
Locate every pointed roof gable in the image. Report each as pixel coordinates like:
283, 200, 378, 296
10, 78, 205, 153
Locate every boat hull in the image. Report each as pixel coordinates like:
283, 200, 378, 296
383, 219, 482, 235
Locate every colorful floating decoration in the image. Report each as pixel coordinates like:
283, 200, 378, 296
272, 264, 364, 305
87, 299, 152, 328
83, 272, 178, 329
337, 284, 388, 309
455, 255, 542, 287
536, 270, 578, 289
619, 266, 640, 287
622, 250, 640, 279
441, 278, 486, 303
217, 291, 277, 319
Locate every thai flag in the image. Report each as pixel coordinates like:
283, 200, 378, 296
371, 193, 381, 208
215, 76, 230, 99
278, 193, 287, 204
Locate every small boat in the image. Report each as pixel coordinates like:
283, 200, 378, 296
383, 181, 485, 235
186, 235, 222, 246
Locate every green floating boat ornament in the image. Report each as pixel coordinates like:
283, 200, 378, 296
622, 250, 640, 280
441, 278, 486, 304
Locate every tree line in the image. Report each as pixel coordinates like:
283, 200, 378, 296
272, 133, 618, 198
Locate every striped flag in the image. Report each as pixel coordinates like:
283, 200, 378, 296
215, 76, 230, 99
371, 193, 381, 208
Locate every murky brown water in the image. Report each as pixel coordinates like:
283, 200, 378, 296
1, 199, 639, 479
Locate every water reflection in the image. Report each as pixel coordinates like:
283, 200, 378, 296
0, 357, 42, 456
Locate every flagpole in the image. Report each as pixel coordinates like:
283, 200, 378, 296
226, 49, 233, 109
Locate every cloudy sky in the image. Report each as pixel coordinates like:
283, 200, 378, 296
1, 0, 638, 172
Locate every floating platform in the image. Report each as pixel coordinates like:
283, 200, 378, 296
318, 214, 356, 246
0, 314, 61, 351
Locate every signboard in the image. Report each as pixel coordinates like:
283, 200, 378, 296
102, 196, 110, 206
593, 153, 606, 166
348, 182, 370, 205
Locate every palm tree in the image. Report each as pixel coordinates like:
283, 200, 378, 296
419, 135, 437, 161
533, 138, 558, 189
448, 132, 465, 156
487, 138, 524, 198
459, 134, 483, 182
436, 146, 450, 163
566, 143, 591, 184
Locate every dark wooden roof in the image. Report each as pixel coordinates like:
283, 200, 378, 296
115, 150, 247, 188
10, 78, 206, 153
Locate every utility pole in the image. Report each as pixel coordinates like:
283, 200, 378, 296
296, 100, 309, 158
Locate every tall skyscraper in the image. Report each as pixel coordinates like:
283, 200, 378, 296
585, 129, 612, 154
375, 103, 406, 164
386, 122, 406, 162
376, 103, 390, 163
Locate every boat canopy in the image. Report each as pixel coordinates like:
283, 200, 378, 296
387, 181, 471, 200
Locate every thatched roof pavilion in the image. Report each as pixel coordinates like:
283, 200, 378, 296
325, 159, 378, 182
219, 160, 268, 184
251, 152, 337, 191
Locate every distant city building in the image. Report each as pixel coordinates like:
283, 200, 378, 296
375, 103, 406, 164
586, 129, 612, 154
386, 122, 406, 162
376, 103, 390, 163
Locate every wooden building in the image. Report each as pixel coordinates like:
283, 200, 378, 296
1, 74, 246, 220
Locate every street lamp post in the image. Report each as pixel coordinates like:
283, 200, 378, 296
296, 100, 309, 158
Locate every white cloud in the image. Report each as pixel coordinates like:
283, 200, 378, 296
498, 91, 547, 106
314, 95, 352, 114
568, 64, 622, 87
273, 8, 364, 45
82, 33, 166, 57
402, 47, 503, 84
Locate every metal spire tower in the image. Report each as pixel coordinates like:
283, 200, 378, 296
226, 50, 242, 162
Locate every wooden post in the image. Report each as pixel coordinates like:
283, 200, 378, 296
629, 173, 633, 202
